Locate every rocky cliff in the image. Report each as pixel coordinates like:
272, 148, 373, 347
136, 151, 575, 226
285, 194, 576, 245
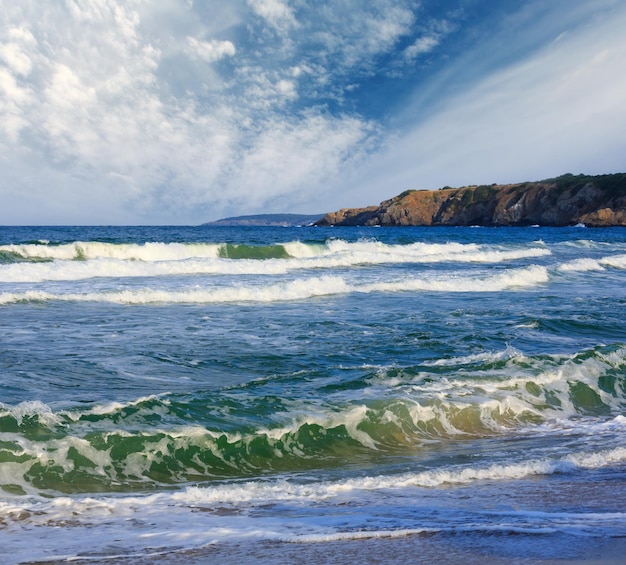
316, 173, 626, 227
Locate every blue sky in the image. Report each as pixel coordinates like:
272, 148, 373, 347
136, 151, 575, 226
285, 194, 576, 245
1, 0, 625, 224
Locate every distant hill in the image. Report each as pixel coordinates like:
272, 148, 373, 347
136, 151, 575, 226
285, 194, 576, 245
203, 213, 325, 227
315, 173, 626, 227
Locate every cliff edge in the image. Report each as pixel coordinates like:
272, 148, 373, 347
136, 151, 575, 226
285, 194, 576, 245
316, 173, 626, 227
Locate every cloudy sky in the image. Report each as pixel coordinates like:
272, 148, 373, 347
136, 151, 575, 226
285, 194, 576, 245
1, 0, 625, 225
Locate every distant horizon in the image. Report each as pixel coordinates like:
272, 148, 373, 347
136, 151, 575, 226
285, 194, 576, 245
3, 170, 623, 227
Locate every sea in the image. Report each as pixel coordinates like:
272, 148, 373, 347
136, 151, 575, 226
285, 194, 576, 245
1, 224, 626, 564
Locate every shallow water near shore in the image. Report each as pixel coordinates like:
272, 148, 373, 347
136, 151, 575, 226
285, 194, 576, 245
1, 225, 626, 563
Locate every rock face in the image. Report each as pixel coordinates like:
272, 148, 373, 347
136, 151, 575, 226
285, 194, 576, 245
316, 173, 626, 227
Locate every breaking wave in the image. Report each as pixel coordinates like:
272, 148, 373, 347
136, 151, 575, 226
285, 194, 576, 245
0, 239, 551, 283
0, 266, 548, 304
1, 345, 624, 494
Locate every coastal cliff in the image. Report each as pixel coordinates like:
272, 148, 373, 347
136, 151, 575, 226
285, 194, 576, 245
316, 173, 626, 227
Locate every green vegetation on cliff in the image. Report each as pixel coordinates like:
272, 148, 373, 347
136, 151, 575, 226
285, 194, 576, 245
316, 173, 626, 227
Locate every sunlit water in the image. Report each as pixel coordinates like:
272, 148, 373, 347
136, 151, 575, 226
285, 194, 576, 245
1, 225, 626, 563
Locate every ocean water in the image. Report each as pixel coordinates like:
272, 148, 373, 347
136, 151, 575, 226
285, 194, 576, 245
1, 225, 626, 563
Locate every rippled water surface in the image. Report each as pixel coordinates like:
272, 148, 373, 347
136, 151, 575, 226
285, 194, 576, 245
1, 225, 626, 563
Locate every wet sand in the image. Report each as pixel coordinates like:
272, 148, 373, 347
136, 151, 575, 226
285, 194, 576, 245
28, 532, 626, 565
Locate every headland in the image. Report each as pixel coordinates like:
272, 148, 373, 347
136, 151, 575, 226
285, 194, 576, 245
316, 173, 626, 227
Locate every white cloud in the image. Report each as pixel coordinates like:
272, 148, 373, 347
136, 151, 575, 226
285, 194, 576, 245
403, 16, 456, 62
229, 112, 377, 207
362, 5, 415, 52
0, 37, 34, 76
275, 78, 296, 99
247, 0, 297, 32
404, 35, 440, 59
312, 1, 416, 70
185, 38, 236, 63
0, 25, 38, 142
0, 0, 390, 223
0, 82, 33, 145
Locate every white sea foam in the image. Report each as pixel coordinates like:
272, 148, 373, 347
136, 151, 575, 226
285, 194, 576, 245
0, 400, 62, 427
60, 394, 172, 421
372, 345, 626, 430
558, 258, 605, 272
284, 528, 433, 543
2, 441, 625, 563
0, 239, 550, 263
174, 445, 626, 506
3, 344, 621, 493
428, 344, 523, 366
6, 443, 626, 511
0, 240, 552, 283
0, 255, 297, 283
599, 253, 626, 269
558, 253, 626, 272
0, 241, 223, 262
307, 239, 550, 266
282, 240, 326, 257
364, 265, 548, 294
0, 276, 348, 304
0, 265, 549, 304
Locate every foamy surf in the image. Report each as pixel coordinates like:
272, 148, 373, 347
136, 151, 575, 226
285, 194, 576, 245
0, 265, 549, 304
0, 241, 224, 262
1, 441, 625, 565
0, 238, 550, 262
0, 239, 552, 284
558, 253, 626, 272
1, 342, 624, 500
175, 445, 626, 505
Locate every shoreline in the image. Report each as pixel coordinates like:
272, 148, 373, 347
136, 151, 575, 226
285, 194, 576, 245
29, 533, 626, 565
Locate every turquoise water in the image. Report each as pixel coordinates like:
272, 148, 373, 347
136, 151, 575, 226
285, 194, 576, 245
1, 225, 626, 563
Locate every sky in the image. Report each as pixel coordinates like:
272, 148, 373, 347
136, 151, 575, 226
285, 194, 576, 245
1, 0, 625, 225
